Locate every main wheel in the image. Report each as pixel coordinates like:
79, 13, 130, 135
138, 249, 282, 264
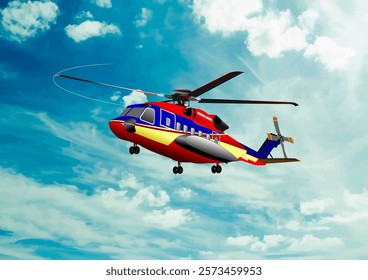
211, 165, 217, 174
173, 166, 178, 174
216, 165, 222, 173
129, 146, 135, 154
177, 166, 183, 174
134, 146, 140, 154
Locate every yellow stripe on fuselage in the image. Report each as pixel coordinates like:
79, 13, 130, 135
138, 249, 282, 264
134, 123, 259, 162
218, 141, 258, 162
218, 141, 246, 158
240, 153, 259, 162
135, 125, 178, 145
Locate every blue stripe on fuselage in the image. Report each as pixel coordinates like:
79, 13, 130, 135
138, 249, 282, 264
114, 104, 217, 135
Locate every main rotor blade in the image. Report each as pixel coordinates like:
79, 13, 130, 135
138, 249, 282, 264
198, 98, 299, 106
55, 73, 127, 90
55, 73, 168, 98
190, 71, 243, 98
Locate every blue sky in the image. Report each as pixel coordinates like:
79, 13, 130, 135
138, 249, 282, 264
0, 0, 367, 260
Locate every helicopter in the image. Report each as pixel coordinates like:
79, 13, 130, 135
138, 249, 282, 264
54, 70, 299, 174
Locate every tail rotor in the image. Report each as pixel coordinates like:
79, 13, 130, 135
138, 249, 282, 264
267, 116, 294, 158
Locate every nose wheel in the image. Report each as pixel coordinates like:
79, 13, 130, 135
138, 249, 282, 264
173, 163, 183, 174
129, 144, 140, 155
211, 164, 222, 174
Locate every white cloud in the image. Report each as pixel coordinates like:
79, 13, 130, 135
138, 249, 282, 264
226, 234, 288, 252
226, 235, 259, 247
318, 189, 368, 224
0, 167, 192, 258
75, 10, 93, 20
135, 8, 152, 27
192, 0, 307, 57
1, 0, 59, 43
288, 234, 342, 252
305, 36, 356, 70
300, 197, 334, 215
298, 9, 318, 34
192, 0, 262, 34
110, 91, 121, 101
91, 0, 112, 8
143, 207, 192, 229
175, 187, 196, 200
123, 90, 148, 107
245, 10, 308, 58
190, 1, 356, 67
65, 20, 121, 43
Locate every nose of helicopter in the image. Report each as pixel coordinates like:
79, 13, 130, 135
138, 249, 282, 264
109, 118, 136, 138
109, 120, 122, 138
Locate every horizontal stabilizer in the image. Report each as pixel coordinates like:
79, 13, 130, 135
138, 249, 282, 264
260, 158, 300, 164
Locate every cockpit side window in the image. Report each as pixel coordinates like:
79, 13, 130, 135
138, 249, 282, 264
120, 107, 131, 116
141, 108, 155, 124
126, 107, 145, 118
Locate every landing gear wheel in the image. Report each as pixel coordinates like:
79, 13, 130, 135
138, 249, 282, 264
177, 166, 183, 174
134, 146, 140, 154
129, 146, 135, 155
173, 166, 178, 174
211, 165, 222, 173
211, 165, 217, 174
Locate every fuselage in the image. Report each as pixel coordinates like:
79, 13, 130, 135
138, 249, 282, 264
108, 102, 266, 166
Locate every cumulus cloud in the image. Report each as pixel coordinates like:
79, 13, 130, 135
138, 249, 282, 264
192, 0, 262, 34
0, 167, 192, 258
0, 0, 59, 43
91, 0, 112, 8
226, 234, 341, 253
245, 10, 308, 58
175, 187, 196, 200
190, 0, 355, 68
110, 91, 121, 101
287, 234, 342, 252
122, 90, 148, 107
300, 197, 334, 215
318, 189, 368, 224
226, 234, 288, 252
192, 0, 308, 57
65, 20, 121, 43
135, 8, 152, 27
143, 207, 192, 229
305, 36, 356, 70
75, 10, 94, 20
226, 235, 259, 247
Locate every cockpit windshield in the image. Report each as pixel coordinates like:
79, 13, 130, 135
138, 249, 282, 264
120, 107, 146, 117
120, 107, 131, 116
126, 107, 145, 117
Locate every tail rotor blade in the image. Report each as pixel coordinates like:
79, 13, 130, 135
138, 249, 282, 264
280, 141, 287, 158
273, 116, 282, 135
282, 136, 294, 144
267, 133, 279, 141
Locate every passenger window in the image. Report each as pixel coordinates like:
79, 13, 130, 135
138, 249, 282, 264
190, 128, 195, 135
206, 134, 210, 140
214, 137, 219, 143
198, 131, 203, 137
166, 118, 171, 126
140, 108, 155, 124
176, 122, 181, 130
183, 125, 188, 133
